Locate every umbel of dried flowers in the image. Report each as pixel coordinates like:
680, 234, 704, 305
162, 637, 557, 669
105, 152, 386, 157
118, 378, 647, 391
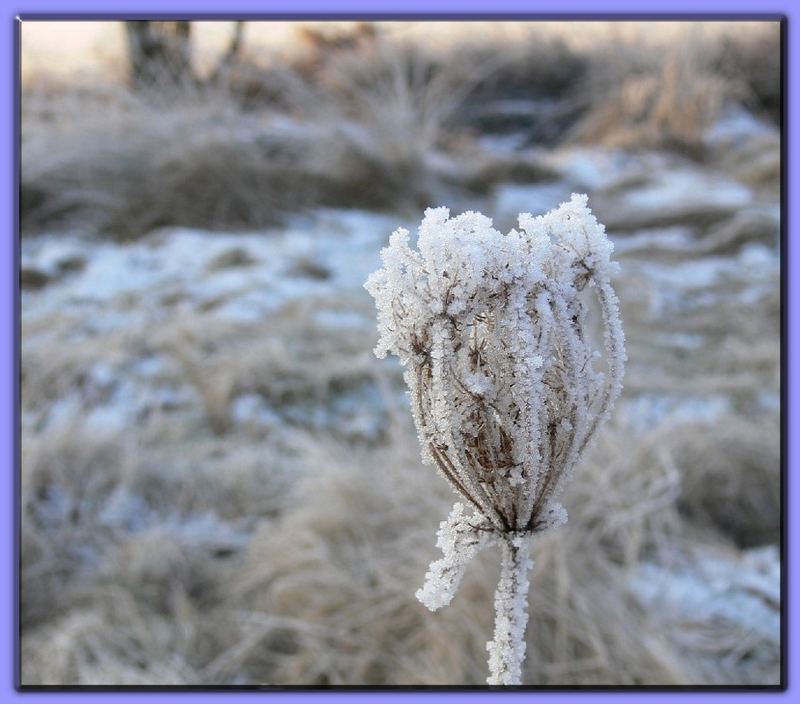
364, 194, 626, 685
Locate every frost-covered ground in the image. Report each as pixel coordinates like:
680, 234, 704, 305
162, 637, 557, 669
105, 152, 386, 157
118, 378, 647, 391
20, 64, 781, 687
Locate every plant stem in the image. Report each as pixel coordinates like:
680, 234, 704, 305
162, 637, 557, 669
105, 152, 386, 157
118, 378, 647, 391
486, 535, 532, 685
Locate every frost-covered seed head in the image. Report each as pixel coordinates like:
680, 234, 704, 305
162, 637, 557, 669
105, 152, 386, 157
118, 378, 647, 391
365, 193, 626, 536
365, 194, 626, 685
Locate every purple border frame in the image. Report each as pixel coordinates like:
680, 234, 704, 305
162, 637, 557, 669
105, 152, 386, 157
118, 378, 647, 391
3, 0, 793, 700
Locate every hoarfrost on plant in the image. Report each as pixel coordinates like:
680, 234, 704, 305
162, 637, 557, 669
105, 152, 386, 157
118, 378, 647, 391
365, 193, 626, 685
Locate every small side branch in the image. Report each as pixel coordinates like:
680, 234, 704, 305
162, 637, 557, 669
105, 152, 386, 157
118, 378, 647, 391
416, 503, 492, 611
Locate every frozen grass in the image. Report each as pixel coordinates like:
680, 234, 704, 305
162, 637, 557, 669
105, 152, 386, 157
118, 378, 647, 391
19, 216, 780, 685
21, 87, 428, 237
21, 29, 492, 237
19, 20, 780, 687
20, 23, 780, 237
21, 410, 779, 685
19, 198, 781, 688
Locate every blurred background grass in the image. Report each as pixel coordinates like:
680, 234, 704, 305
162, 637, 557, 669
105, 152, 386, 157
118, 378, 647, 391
20, 20, 781, 686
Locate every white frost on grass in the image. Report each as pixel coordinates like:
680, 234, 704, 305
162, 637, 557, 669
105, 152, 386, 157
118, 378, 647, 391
622, 170, 752, 214
628, 545, 780, 643
632, 245, 779, 317
610, 227, 695, 254
22, 208, 401, 330
543, 147, 669, 192
230, 393, 282, 430
704, 106, 778, 148
618, 393, 732, 434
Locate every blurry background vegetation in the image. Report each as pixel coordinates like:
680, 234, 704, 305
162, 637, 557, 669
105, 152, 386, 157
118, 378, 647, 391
20, 20, 781, 686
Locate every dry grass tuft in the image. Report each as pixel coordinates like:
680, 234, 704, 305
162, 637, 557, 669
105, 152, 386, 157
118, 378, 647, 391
21, 424, 131, 629
220, 410, 766, 685
569, 40, 740, 155
20, 33, 482, 238
21, 24, 781, 236
224, 419, 767, 685
709, 23, 781, 124
19, 404, 781, 685
667, 416, 780, 548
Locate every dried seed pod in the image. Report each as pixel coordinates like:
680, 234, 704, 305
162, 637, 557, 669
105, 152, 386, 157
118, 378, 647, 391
365, 194, 626, 685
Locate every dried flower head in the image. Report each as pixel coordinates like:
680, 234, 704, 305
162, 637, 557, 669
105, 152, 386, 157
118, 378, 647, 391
365, 193, 626, 685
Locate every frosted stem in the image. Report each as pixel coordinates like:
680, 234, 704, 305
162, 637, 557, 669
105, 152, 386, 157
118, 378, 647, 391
486, 536, 532, 685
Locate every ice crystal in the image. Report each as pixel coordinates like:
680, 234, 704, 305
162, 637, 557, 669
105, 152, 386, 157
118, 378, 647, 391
365, 194, 626, 685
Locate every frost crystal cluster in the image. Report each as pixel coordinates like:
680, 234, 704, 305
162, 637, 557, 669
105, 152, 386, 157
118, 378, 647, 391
364, 194, 626, 685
